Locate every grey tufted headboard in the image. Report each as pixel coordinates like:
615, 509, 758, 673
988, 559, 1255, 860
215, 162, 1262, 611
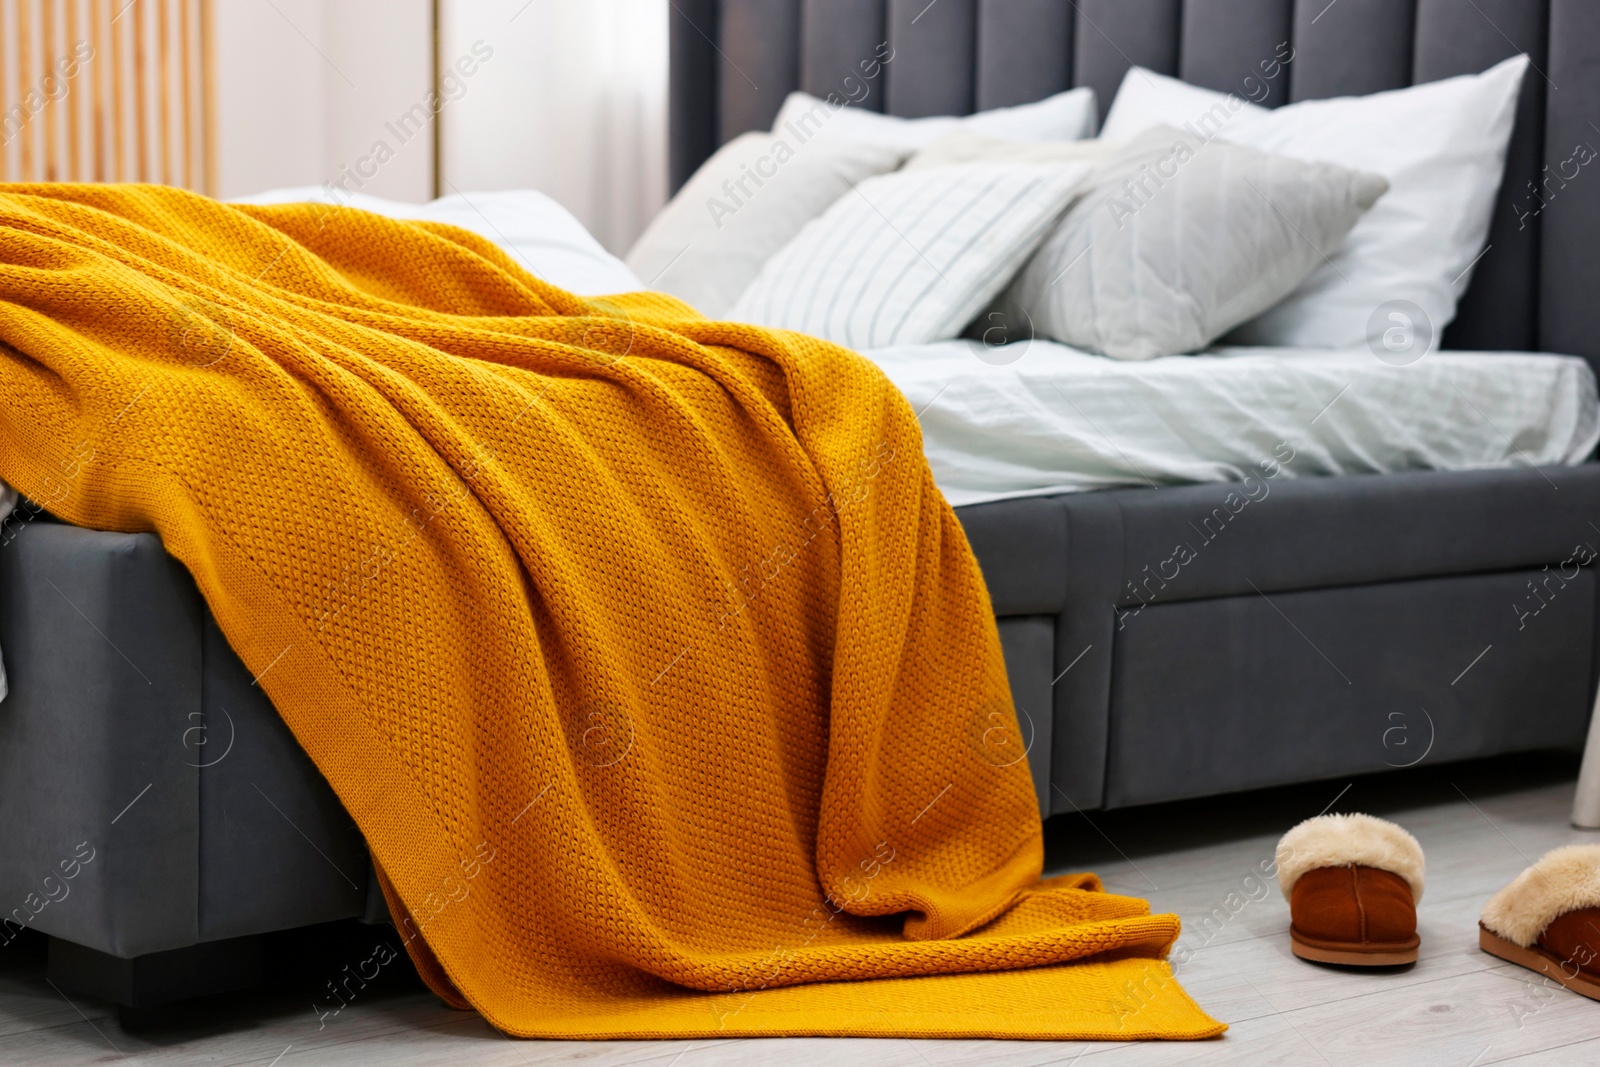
668, 0, 1600, 365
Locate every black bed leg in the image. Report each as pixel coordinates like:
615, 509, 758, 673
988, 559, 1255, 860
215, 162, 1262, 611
47, 934, 265, 1009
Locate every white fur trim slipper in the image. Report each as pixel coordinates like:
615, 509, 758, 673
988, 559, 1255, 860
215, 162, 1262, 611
1479, 844, 1600, 1001
1275, 813, 1425, 903
1480, 844, 1600, 947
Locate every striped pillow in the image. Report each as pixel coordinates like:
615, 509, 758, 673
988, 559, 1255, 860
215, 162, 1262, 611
728, 163, 1092, 349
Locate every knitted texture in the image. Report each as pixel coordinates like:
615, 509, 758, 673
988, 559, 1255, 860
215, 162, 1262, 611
0, 184, 1221, 1040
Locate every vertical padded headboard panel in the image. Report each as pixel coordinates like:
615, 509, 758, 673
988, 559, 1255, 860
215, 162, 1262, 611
802, 0, 889, 110
669, 0, 720, 192
1290, 0, 1415, 101
975, 0, 1074, 112
1179, 0, 1295, 109
885, 0, 977, 117
1071, 0, 1181, 124
1541, 0, 1600, 364
1416, 0, 1546, 352
718, 0, 801, 143
674, 0, 1600, 365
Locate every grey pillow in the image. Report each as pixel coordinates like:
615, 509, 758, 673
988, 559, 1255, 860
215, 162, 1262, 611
993, 125, 1388, 360
625, 132, 906, 317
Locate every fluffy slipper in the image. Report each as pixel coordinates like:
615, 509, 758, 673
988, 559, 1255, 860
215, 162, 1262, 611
1276, 813, 1424, 966
1480, 844, 1600, 1001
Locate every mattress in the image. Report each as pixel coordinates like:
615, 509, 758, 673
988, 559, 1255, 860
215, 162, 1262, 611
865, 341, 1600, 507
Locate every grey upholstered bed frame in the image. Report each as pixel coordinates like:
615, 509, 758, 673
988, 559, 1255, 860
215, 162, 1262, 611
5, 0, 1600, 1008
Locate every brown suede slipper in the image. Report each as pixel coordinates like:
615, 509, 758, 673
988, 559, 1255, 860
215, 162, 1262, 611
1276, 813, 1424, 966
1479, 845, 1600, 1001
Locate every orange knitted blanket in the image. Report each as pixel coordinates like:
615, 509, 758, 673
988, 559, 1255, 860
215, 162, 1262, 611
0, 185, 1220, 1040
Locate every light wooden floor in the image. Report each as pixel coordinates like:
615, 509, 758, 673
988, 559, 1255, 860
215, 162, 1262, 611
6, 754, 1599, 1066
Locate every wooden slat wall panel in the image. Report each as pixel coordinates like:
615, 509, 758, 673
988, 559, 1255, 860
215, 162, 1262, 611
110, 0, 126, 179
1, 0, 214, 191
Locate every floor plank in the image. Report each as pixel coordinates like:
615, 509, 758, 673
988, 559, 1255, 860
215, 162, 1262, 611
3, 754, 1597, 1065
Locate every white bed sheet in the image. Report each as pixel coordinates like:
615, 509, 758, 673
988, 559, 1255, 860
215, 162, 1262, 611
231, 187, 645, 297
865, 341, 1600, 507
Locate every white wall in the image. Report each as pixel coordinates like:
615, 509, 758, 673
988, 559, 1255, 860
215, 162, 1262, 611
214, 0, 322, 197
322, 0, 435, 201
212, 0, 669, 251
214, 0, 433, 202
440, 0, 669, 253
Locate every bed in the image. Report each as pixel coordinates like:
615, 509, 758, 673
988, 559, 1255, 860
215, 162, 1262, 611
6, 0, 1600, 1008
664, 0, 1600, 813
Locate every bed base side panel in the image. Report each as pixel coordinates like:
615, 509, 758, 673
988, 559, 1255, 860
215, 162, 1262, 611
1104, 568, 1594, 808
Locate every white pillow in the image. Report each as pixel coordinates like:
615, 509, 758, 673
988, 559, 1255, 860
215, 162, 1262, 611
905, 129, 1120, 171
231, 186, 643, 297
1100, 55, 1529, 350
1101, 70, 1269, 143
771, 87, 1097, 152
624, 132, 905, 317
995, 126, 1388, 360
729, 162, 1093, 349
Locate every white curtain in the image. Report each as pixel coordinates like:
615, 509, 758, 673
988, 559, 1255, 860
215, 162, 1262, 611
440, 0, 669, 255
